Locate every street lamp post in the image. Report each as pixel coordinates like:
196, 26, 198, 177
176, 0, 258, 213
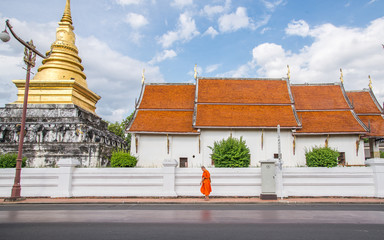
1, 19, 49, 201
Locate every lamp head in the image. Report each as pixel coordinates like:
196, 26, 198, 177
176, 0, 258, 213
0, 29, 10, 42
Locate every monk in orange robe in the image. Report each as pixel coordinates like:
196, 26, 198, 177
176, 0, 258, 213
200, 166, 212, 201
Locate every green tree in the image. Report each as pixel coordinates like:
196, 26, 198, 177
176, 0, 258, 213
305, 146, 339, 167
107, 112, 134, 150
208, 136, 250, 168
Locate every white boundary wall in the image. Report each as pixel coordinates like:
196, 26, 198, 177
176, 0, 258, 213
131, 131, 366, 168
1, 158, 383, 198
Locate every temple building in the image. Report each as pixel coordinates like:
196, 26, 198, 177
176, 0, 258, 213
0, 0, 126, 167
128, 76, 384, 168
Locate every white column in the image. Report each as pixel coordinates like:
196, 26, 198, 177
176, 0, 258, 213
275, 161, 284, 199
366, 158, 384, 198
162, 159, 178, 197
52, 158, 80, 198
369, 138, 380, 158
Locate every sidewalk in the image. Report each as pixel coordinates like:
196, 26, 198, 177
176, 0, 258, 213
1, 197, 383, 204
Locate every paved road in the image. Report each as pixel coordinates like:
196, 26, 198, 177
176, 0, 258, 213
1, 204, 383, 240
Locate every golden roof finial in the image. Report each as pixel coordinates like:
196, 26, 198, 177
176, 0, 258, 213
142, 69, 145, 84
368, 75, 373, 89
340, 68, 344, 83
61, 0, 73, 25
287, 65, 290, 80
194, 64, 197, 80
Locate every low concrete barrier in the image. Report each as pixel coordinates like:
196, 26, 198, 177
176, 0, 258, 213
0, 158, 383, 198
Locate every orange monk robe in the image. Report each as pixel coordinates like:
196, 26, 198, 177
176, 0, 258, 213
200, 170, 212, 196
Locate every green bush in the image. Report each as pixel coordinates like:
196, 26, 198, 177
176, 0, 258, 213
208, 136, 250, 168
380, 151, 384, 158
305, 146, 339, 168
0, 153, 27, 168
110, 150, 137, 168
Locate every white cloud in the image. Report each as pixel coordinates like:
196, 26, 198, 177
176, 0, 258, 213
115, 0, 142, 6
78, 36, 164, 122
205, 64, 221, 73
260, 27, 271, 34
285, 19, 310, 37
124, 13, 148, 29
254, 15, 271, 30
129, 32, 144, 45
203, 26, 219, 38
201, 0, 231, 18
149, 49, 177, 64
202, 5, 225, 17
171, 0, 193, 8
158, 12, 200, 48
218, 7, 253, 32
368, 0, 378, 4
261, 0, 284, 11
225, 17, 384, 104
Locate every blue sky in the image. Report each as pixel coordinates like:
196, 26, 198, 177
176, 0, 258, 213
1, 0, 384, 122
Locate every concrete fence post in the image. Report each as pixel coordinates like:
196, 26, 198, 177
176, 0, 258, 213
162, 159, 178, 197
366, 158, 384, 198
52, 158, 80, 198
275, 161, 284, 199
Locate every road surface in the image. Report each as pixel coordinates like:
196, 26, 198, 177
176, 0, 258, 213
1, 204, 383, 240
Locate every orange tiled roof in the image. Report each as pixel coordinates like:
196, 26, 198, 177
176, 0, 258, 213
195, 104, 299, 128
358, 115, 384, 137
296, 111, 366, 134
291, 85, 350, 110
139, 84, 195, 109
129, 110, 197, 133
346, 91, 382, 114
198, 78, 292, 104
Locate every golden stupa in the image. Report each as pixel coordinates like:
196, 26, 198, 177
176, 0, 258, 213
12, 0, 100, 114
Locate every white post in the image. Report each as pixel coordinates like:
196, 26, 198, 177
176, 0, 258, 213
53, 158, 80, 198
277, 125, 282, 170
275, 161, 284, 199
162, 159, 178, 197
366, 158, 384, 198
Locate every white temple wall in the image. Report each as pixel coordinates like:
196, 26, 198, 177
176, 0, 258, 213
134, 134, 167, 167
199, 129, 294, 167
132, 132, 365, 168
132, 134, 202, 168
294, 135, 365, 166
170, 135, 202, 168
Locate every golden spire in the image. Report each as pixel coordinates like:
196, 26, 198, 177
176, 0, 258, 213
194, 64, 197, 80
142, 69, 145, 84
368, 75, 373, 89
340, 68, 343, 83
33, 0, 87, 88
12, 0, 100, 114
287, 65, 290, 80
61, 0, 72, 25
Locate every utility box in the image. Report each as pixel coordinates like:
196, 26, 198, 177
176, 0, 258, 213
260, 160, 277, 200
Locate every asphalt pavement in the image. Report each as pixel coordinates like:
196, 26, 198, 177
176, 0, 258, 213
1, 203, 383, 240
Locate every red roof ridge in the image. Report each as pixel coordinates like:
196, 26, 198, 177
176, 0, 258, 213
145, 82, 195, 86
198, 77, 286, 81
291, 82, 341, 86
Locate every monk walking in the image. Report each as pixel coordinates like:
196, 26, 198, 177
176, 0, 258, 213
200, 166, 212, 201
